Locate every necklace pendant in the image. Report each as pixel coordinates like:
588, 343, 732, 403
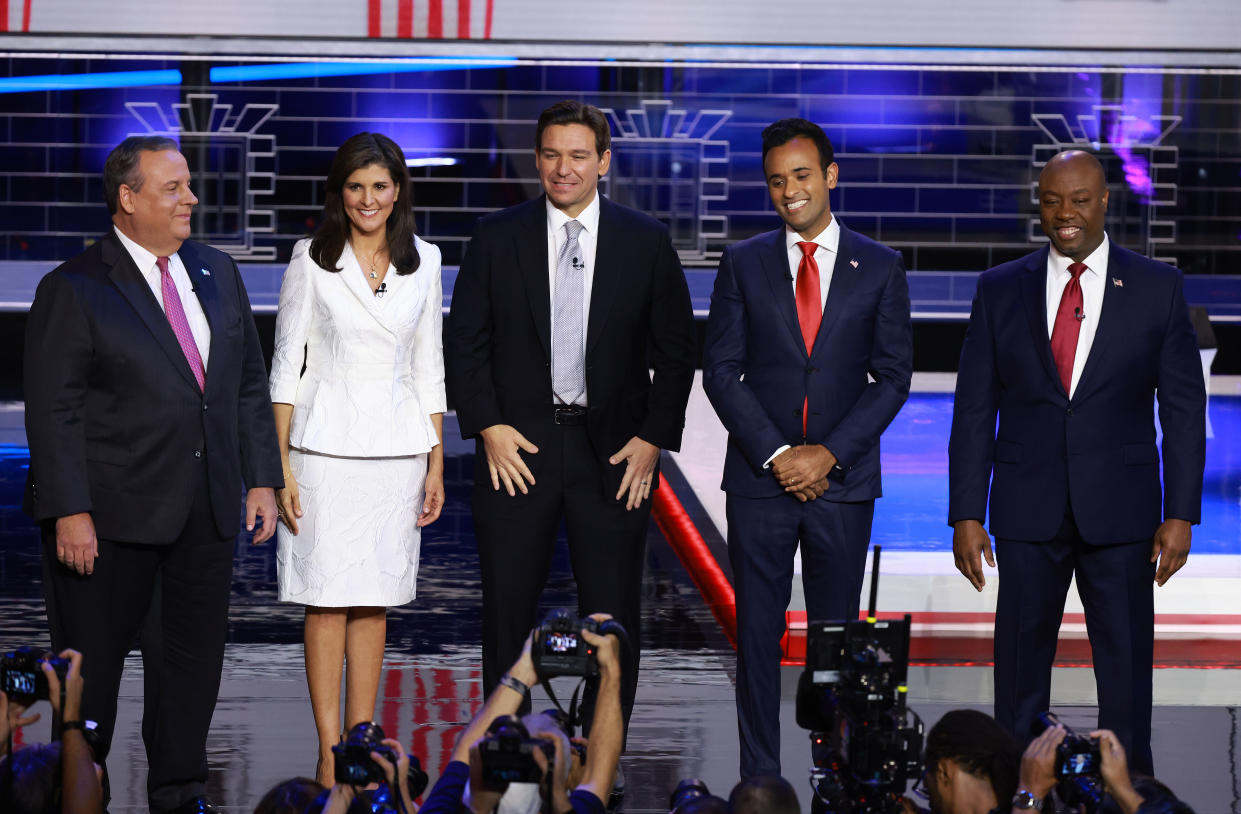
369, 271, 378, 279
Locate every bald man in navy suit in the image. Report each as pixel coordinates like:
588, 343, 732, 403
949, 150, 1205, 776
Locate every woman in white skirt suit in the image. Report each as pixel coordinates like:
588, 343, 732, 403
269, 132, 446, 785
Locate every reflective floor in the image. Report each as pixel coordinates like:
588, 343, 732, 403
2, 395, 1239, 812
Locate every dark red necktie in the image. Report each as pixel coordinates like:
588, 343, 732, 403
795, 241, 822, 435
1050, 261, 1087, 395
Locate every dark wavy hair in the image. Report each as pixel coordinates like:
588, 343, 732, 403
309, 132, 420, 276
761, 117, 835, 173
924, 709, 1022, 806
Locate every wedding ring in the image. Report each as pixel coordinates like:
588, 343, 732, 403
640, 480, 649, 485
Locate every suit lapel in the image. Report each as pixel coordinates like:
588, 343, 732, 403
335, 242, 399, 335
1073, 245, 1125, 402
759, 229, 806, 356
587, 197, 622, 356
1018, 246, 1065, 397
516, 198, 551, 359
810, 225, 861, 357
102, 233, 202, 392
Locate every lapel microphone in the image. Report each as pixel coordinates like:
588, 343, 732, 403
375, 282, 387, 298
1074, 307, 1085, 321
571, 256, 583, 270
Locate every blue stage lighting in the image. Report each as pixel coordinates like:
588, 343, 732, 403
209, 58, 517, 84
0, 69, 182, 94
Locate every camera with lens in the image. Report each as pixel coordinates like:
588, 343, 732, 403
1038, 712, 1104, 812
333, 722, 400, 787
794, 547, 923, 814
479, 715, 556, 785
531, 609, 626, 679
1, 647, 69, 706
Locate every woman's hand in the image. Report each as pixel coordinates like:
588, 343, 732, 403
277, 472, 304, 534
417, 469, 444, 528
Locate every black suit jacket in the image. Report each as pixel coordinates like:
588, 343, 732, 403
446, 195, 696, 494
23, 231, 282, 543
948, 243, 1205, 543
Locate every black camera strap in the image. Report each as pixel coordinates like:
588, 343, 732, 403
537, 676, 587, 734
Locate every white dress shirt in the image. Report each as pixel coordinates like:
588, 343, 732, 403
784, 215, 840, 311
114, 226, 211, 368
765, 216, 843, 467
1045, 233, 1109, 399
546, 192, 601, 405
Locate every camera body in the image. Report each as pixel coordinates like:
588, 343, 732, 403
479, 715, 556, 785
1038, 712, 1104, 811
0, 647, 69, 705
531, 609, 625, 679
795, 616, 923, 814
333, 722, 400, 787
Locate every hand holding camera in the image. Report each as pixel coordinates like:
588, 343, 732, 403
331, 721, 428, 812
530, 609, 627, 681
1089, 729, 1143, 814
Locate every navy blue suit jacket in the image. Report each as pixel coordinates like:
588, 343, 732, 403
702, 223, 913, 501
948, 243, 1205, 544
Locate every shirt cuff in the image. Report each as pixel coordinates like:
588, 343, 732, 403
763, 445, 791, 469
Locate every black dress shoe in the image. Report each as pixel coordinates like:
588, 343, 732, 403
168, 798, 221, 814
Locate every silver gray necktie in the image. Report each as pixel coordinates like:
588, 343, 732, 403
552, 219, 586, 405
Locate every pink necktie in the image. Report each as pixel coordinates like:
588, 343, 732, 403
157, 256, 205, 391
1050, 261, 1087, 396
795, 241, 822, 436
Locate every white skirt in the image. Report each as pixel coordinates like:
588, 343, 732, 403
276, 449, 427, 607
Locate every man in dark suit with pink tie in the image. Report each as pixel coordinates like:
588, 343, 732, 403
24, 136, 282, 813
703, 118, 913, 778
949, 150, 1206, 777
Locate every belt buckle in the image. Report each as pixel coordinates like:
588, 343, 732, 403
554, 405, 584, 425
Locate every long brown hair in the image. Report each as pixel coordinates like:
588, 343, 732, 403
309, 132, 421, 275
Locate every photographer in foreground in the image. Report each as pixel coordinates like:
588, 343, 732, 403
1014, 724, 1192, 814
0, 648, 103, 814
420, 613, 623, 814
902, 709, 1021, 814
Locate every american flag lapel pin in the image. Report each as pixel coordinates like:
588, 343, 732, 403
201, 268, 212, 277
849, 259, 859, 268
1112, 277, 1122, 287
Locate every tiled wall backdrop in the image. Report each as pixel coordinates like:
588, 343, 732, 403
1, 57, 1238, 275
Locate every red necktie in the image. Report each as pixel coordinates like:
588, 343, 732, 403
157, 256, 206, 391
1049, 261, 1087, 396
795, 241, 822, 435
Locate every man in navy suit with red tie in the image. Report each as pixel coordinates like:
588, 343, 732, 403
703, 118, 913, 778
949, 150, 1205, 777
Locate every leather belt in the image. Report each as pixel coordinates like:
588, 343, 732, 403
553, 405, 587, 426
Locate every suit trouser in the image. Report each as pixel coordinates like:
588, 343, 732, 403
41, 463, 234, 813
994, 509, 1156, 775
727, 493, 874, 778
473, 422, 650, 741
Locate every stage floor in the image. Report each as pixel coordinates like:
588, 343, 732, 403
1, 386, 1239, 812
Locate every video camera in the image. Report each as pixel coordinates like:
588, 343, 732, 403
531, 609, 626, 679
794, 546, 923, 814
0, 646, 69, 706
1038, 712, 1104, 812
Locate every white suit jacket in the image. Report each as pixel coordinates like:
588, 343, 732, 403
269, 236, 446, 458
